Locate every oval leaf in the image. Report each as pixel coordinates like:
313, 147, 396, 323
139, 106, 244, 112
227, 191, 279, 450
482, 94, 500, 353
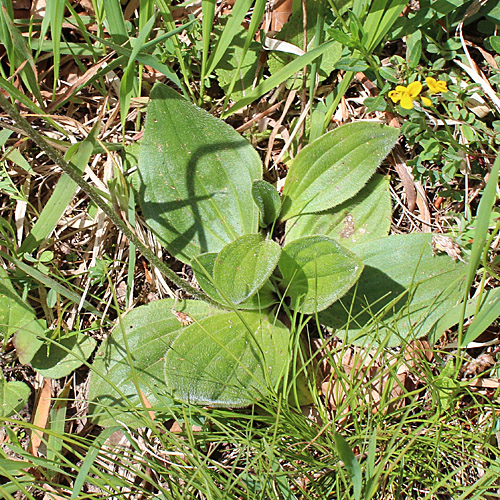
279, 236, 364, 314
319, 234, 467, 346
213, 234, 281, 304
191, 252, 222, 304
252, 180, 281, 227
192, 252, 278, 310
29, 332, 96, 379
285, 174, 391, 246
164, 310, 289, 406
0, 380, 30, 418
137, 83, 262, 263
89, 299, 218, 427
0, 266, 46, 363
280, 122, 399, 220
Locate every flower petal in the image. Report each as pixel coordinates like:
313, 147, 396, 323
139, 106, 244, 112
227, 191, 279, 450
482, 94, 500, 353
400, 96, 414, 109
426, 77, 437, 88
421, 95, 432, 107
436, 80, 448, 92
388, 90, 401, 103
407, 81, 422, 97
426, 77, 448, 94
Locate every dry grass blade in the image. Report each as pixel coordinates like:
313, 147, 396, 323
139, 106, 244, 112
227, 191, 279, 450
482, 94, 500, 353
29, 377, 52, 457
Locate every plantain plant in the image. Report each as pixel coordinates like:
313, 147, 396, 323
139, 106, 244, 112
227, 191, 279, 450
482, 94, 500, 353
88, 83, 466, 427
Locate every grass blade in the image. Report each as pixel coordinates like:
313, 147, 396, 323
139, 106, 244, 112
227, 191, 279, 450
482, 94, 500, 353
364, 0, 408, 51
71, 426, 121, 500
205, 0, 253, 76
0, 6, 44, 106
45, 380, 72, 470
223, 40, 337, 117
221, 0, 266, 108
200, 0, 217, 99
47, 0, 65, 97
80, 28, 187, 95
18, 127, 98, 254
120, 14, 156, 130
459, 155, 499, 346
334, 431, 362, 500
103, 0, 129, 43
0, 76, 65, 133
4, 255, 102, 317
461, 286, 500, 346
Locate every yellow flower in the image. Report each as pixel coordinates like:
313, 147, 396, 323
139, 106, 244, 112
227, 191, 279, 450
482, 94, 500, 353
426, 77, 448, 94
420, 95, 432, 107
388, 81, 423, 109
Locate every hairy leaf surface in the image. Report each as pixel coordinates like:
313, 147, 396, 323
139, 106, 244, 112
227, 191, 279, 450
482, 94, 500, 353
279, 236, 363, 314
285, 174, 391, 246
280, 122, 398, 220
137, 83, 261, 263
89, 299, 217, 427
319, 234, 467, 346
213, 234, 281, 304
164, 309, 289, 406
192, 252, 278, 309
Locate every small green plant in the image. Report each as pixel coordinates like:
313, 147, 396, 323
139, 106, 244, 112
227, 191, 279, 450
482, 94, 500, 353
88, 83, 468, 427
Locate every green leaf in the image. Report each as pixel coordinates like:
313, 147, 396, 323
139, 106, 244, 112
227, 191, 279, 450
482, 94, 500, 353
280, 122, 399, 220
137, 83, 262, 263
363, 0, 408, 52
103, 0, 129, 44
192, 252, 278, 310
224, 40, 340, 117
459, 155, 500, 346
219, 0, 266, 107
201, 0, 217, 87
164, 309, 289, 406
279, 236, 364, 314
320, 234, 467, 346
213, 235, 281, 304
46, 0, 65, 96
252, 180, 282, 227
7, 147, 34, 174
490, 36, 500, 55
81, 30, 187, 96
7, 256, 101, 318
0, 458, 33, 473
206, 0, 254, 76
426, 290, 490, 346
1, 10, 44, 106
89, 299, 218, 427
334, 432, 362, 500
46, 380, 71, 468
328, 28, 358, 48
0, 266, 46, 357
19, 126, 98, 254
285, 174, 391, 247
191, 252, 222, 303
267, 3, 342, 88
0, 378, 30, 418
406, 30, 422, 69
214, 21, 261, 100
12, 320, 45, 365
29, 332, 96, 379
389, 0, 467, 39
120, 14, 156, 130
334, 57, 370, 72
461, 287, 500, 346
